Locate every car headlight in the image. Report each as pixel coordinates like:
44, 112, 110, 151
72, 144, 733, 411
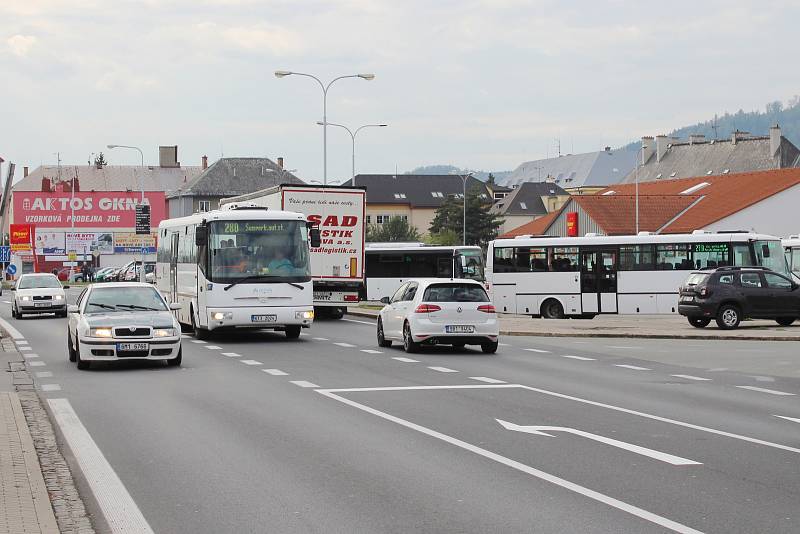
153, 328, 176, 337
54, 295, 64, 301
295, 310, 314, 320
89, 328, 113, 338
211, 312, 233, 321
21, 296, 31, 302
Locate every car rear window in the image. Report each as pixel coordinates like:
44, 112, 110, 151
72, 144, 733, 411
685, 273, 709, 286
422, 283, 489, 303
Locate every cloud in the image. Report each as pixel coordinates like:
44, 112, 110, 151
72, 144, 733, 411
7, 34, 37, 57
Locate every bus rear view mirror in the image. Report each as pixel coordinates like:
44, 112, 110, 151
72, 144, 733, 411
310, 228, 321, 248
195, 226, 208, 246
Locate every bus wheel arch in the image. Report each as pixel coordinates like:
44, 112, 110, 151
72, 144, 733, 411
540, 298, 565, 319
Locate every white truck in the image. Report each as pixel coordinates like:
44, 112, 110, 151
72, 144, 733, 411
221, 185, 365, 318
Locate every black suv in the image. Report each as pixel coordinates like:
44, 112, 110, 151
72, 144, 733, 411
678, 267, 800, 329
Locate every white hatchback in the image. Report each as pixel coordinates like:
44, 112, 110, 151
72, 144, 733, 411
12, 273, 68, 319
377, 278, 499, 353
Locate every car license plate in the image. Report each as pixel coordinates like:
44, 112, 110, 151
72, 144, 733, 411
117, 343, 148, 352
252, 314, 277, 323
446, 325, 475, 334
681, 296, 695, 303
34, 302, 51, 308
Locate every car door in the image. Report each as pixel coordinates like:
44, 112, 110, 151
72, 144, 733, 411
738, 272, 769, 316
392, 282, 419, 337
383, 282, 409, 338
763, 272, 796, 316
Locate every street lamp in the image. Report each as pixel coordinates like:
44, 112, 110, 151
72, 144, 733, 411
275, 70, 376, 185
107, 144, 146, 282
635, 144, 647, 234
456, 172, 474, 246
316, 121, 387, 185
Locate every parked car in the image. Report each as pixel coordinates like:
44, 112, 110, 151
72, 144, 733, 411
66, 282, 182, 369
678, 266, 800, 329
377, 278, 499, 353
93, 267, 115, 282
12, 273, 68, 318
117, 261, 155, 282
56, 267, 85, 283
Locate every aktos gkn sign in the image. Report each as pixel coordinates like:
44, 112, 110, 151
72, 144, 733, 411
13, 191, 166, 228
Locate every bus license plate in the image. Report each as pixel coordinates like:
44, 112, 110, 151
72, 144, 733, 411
117, 343, 148, 352
34, 302, 52, 308
252, 315, 277, 323
446, 325, 474, 334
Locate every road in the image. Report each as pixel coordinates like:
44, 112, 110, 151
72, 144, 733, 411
2, 291, 800, 533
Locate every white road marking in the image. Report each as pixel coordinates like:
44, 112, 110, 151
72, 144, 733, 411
41, 384, 61, 392
240, 360, 263, 366
361, 349, 383, 354
319, 388, 703, 534
29, 361, 46, 367
428, 366, 458, 373
671, 374, 712, 381
0, 317, 25, 339
469, 377, 506, 384
18, 346, 32, 351
497, 420, 701, 466
180, 334, 191, 338
23, 353, 39, 359
524, 348, 550, 353
614, 364, 651, 371
312, 337, 329, 341
204, 345, 222, 350
774, 415, 800, 424
607, 346, 641, 350
263, 369, 288, 376
48, 398, 155, 534
221, 352, 240, 358
290, 380, 319, 388
498, 343, 511, 347
333, 342, 356, 348
572, 341, 590, 344
35, 372, 53, 378
1, 300, 10, 304
190, 340, 206, 344
341, 318, 375, 326
392, 357, 419, 363
15, 340, 29, 345
736, 385, 795, 396
561, 355, 595, 361
300, 332, 310, 336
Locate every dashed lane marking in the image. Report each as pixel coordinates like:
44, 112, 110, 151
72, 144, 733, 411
498, 343, 511, 347
312, 337, 329, 341
35, 371, 53, 378
469, 377, 506, 384
607, 346, 641, 350
290, 380, 319, 388
333, 342, 356, 348
23, 353, 39, 359
190, 340, 207, 344
614, 364, 651, 371
561, 355, 595, 361
18, 346, 32, 351
300, 332, 310, 337
341, 318, 376, 326
204, 345, 222, 350
240, 360, 263, 366
29, 361, 46, 367
41, 384, 61, 392
221, 352, 241, 358
263, 369, 288, 376
0, 317, 25, 339
361, 349, 383, 354
392, 357, 419, 363
15, 340, 29, 345
736, 385, 795, 396
524, 348, 550, 353
428, 366, 458, 373
774, 415, 800, 424
671, 374, 712, 381
1, 300, 10, 304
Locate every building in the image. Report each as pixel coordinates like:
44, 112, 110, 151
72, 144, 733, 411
500, 147, 638, 194
490, 182, 569, 235
620, 125, 800, 184
342, 174, 490, 237
9, 146, 203, 273
167, 157, 303, 218
502, 167, 800, 238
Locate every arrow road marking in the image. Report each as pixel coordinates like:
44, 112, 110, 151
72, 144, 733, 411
496, 419, 701, 466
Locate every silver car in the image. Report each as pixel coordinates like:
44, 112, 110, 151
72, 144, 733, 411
12, 273, 68, 318
67, 283, 182, 370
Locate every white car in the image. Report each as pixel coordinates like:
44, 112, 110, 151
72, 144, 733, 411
377, 278, 499, 353
12, 273, 68, 319
67, 283, 182, 369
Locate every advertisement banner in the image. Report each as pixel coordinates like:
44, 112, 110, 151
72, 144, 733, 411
10, 224, 33, 252
12, 191, 166, 228
34, 231, 66, 254
113, 232, 157, 254
66, 232, 96, 254
566, 212, 579, 237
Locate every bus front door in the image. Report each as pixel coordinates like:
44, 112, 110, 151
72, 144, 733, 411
170, 233, 179, 304
580, 250, 618, 314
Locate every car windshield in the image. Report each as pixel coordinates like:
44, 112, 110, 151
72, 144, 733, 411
684, 273, 709, 286
422, 283, 490, 302
84, 287, 168, 313
18, 276, 62, 289
457, 250, 485, 281
753, 240, 789, 276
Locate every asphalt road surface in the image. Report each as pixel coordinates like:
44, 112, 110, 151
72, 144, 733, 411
2, 291, 799, 534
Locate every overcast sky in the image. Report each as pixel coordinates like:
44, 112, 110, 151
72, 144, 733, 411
2, 0, 798, 183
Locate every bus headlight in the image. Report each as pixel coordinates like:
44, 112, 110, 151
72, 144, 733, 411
212, 312, 233, 321
153, 328, 176, 338
295, 310, 314, 320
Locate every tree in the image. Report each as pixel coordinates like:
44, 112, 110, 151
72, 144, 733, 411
429, 191, 503, 248
93, 152, 108, 168
366, 216, 421, 243
425, 229, 461, 246
486, 172, 496, 185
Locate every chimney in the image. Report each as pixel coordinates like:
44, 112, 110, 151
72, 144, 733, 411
655, 135, 669, 163
641, 136, 654, 165
731, 130, 750, 145
277, 157, 284, 169
201, 155, 208, 170
23, 166, 29, 178
41, 177, 51, 192
159, 145, 180, 168
689, 134, 705, 145
770, 124, 781, 157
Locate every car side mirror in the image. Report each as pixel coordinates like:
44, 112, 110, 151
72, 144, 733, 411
380, 296, 391, 305
169, 302, 182, 311
63, 285, 70, 289
67, 305, 79, 314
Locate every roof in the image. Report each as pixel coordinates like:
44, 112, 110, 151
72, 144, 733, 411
573, 195, 700, 235
13, 165, 203, 194
167, 158, 303, 198
501, 149, 638, 189
500, 210, 560, 237
491, 182, 568, 216
344, 174, 488, 207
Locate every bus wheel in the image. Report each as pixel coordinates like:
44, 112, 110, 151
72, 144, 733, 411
541, 299, 564, 319
191, 309, 211, 340
285, 326, 301, 339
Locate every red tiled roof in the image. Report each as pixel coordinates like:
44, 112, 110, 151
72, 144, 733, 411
501, 210, 561, 237
570, 195, 701, 235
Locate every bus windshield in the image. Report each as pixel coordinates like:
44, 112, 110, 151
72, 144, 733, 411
457, 249, 485, 281
208, 220, 311, 283
753, 240, 789, 276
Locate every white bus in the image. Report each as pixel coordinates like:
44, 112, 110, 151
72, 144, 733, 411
156, 205, 320, 339
364, 244, 485, 301
487, 231, 789, 318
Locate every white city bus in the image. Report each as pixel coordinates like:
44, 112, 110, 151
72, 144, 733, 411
364, 244, 485, 301
783, 236, 800, 280
156, 205, 320, 339
487, 231, 789, 318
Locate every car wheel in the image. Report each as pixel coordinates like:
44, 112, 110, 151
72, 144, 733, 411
715, 304, 741, 330
67, 330, 76, 362
377, 318, 392, 348
776, 317, 796, 327
167, 347, 182, 367
11, 303, 17, 319
481, 340, 499, 354
285, 325, 301, 339
330, 307, 345, 320
688, 317, 711, 328
541, 299, 564, 319
403, 322, 420, 353
75, 339, 90, 370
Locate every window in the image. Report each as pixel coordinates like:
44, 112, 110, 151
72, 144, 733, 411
792, 249, 800, 275
431, 192, 444, 198
718, 274, 734, 285
619, 245, 654, 271
402, 282, 418, 301
519, 202, 528, 210
732, 244, 753, 267
376, 215, 392, 224
740, 273, 762, 288
365, 215, 371, 224
390, 283, 409, 303
422, 283, 489, 303
393, 193, 406, 199
754, 240, 790, 276
764, 273, 792, 289
551, 247, 579, 272
655, 244, 690, 270
692, 243, 730, 269
493, 247, 515, 273
198, 200, 211, 212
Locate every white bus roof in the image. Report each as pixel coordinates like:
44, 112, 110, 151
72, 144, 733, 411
365, 244, 482, 253
782, 237, 800, 247
158, 207, 307, 229
493, 231, 781, 248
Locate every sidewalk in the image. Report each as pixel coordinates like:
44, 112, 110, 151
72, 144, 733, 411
347, 307, 800, 341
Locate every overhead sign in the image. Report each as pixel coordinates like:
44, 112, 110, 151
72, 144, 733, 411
10, 223, 33, 252
135, 204, 151, 235
12, 191, 166, 228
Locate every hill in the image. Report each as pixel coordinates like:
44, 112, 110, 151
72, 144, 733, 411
406, 165, 512, 183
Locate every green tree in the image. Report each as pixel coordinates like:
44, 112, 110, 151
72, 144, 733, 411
366, 216, 421, 243
429, 191, 503, 248
93, 152, 108, 168
486, 172, 496, 185
425, 229, 461, 246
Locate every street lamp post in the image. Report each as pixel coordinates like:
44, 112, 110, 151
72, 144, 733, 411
107, 144, 146, 282
635, 144, 647, 234
316, 121, 387, 185
460, 172, 473, 246
275, 70, 375, 185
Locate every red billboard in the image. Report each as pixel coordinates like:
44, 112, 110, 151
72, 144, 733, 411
10, 224, 34, 251
12, 191, 167, 228
566, 211, 579, 237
